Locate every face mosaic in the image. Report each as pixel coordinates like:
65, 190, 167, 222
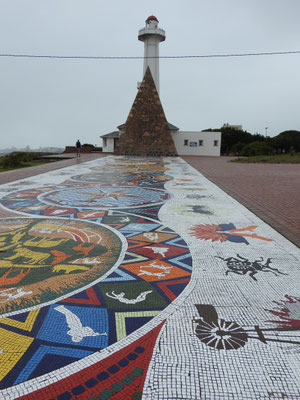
0, 155, 299, 400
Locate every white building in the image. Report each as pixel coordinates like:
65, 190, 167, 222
172, 131, 221, 156
102, 126, 221, 157
101, 131, 119, 153
101, 16, 221, 157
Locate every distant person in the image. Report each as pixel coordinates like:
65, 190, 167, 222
76, 139, 82, 158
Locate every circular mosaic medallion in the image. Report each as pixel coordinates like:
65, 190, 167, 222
71, 172, 172, 187
0, 218, 123, 315
71, 158, 172, 188
38, 186, 167, 209
0, 212, 193, 392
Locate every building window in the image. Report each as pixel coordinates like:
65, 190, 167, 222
103, 138, 107, 146
184, 140, 189, 146
214, 140, 219, 146
199, 140, 203, 146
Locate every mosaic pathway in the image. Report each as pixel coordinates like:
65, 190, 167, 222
0, 156, 299, 399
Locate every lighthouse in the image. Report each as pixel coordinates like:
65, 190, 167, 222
138, 15, 165, 94
101, 16, 221, 156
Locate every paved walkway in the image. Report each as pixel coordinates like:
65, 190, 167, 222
0, 154, 106, 185
0, 155, 299, 400
2, 155, 299, 249
183, 156, 300, 248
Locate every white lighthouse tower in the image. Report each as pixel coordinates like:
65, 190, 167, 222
138, 16, 165, 94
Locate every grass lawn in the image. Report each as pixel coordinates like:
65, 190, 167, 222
231, 153, 300, 164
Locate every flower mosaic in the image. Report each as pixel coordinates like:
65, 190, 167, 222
189, 223, 272, 244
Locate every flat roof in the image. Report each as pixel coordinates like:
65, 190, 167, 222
100, 131, 120, 138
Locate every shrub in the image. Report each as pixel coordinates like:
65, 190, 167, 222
0, 152, 36, 168
240, 141, 273, 157
271, 130, 300, 153
220, 128, 253, 155
230, 142, 245, 155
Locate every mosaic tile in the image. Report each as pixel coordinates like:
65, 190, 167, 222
0, 155, 299, 399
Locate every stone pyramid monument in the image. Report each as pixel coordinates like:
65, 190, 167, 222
115, 67, 177, 156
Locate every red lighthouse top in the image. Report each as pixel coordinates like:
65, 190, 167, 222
146, 15, 158, 22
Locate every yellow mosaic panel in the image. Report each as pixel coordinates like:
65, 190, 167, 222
0, 309, 40, 332
0, 328, 34, 381
115, 310, 160, 341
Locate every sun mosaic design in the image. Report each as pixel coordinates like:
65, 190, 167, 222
0, 157, 192, 399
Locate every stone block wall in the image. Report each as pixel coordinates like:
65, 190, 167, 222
115, 67, 177, 156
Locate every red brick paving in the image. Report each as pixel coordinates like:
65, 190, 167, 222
183, 156, 300, 248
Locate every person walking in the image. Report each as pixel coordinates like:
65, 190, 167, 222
76, 139, 82, 158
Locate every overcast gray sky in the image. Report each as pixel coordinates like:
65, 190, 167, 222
0, 0, 299, 149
